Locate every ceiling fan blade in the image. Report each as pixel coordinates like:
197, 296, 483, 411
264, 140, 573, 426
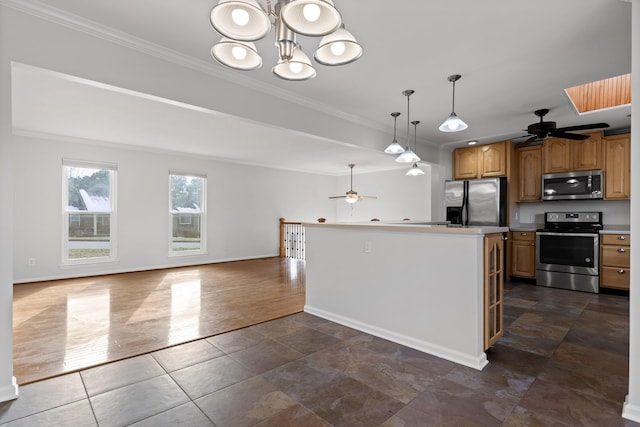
549, 131, 590, 140
360, 196, 378, 200
557, 123, 610, 132
328, 195, 346, 199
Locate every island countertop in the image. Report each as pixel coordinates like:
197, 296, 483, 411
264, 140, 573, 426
304, 221, 508, 235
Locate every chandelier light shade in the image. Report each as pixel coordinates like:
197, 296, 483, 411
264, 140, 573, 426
211, 38, 262, 70
314, 27, 363, 65
439, 74, 468, 132
273, 46, 316, 80
209, 0, 361, 81
384, 112, 404, 154
406, 120, 424, 176
396, 89, 421, 163
209, 0, 271, 41
280, 0, 342, 36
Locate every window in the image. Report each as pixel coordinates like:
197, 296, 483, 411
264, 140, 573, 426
170, 171, 206, 255
63, 160, 117, 264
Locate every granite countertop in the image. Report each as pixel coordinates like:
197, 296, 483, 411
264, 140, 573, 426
509, 224, 541, 232
600, 225, 631, 234
304, 221, 509, 235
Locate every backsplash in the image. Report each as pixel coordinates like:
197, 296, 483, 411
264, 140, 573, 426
516, 199, 630, 225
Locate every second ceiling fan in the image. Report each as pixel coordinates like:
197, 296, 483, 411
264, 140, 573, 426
328, 164, 377, 204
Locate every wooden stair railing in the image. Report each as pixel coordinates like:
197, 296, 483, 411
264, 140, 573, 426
280, 218, 305, 260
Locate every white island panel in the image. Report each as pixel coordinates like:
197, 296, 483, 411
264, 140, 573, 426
305, 224, 494, 370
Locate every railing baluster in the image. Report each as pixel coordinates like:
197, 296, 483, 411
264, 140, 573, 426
279, 219, 305, 260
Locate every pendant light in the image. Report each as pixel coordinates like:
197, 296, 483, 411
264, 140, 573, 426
406, 120, 424, 176
439, 74, 468, 132
383, 112, 404, 154
396, 90, 421, 163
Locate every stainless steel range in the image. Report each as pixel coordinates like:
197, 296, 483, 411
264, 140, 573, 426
536, 211, 603, 293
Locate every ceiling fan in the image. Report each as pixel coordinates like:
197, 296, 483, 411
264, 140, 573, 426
329, 164, 377, 204
516, 108, 609, 146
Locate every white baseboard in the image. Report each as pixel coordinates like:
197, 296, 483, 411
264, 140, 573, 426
13, 253, 280, 284
304, 305, 488, 371
623, 395, 640, 423
0, 376, 19, 403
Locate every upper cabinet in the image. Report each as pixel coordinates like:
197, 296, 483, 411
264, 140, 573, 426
453, 141, 507, 180
604, 133, 631, 200
516, 145, 542, 202
542, 132, 602, 173
453, 146, 478, 180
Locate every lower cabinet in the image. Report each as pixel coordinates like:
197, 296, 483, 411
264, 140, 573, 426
484, 233, 505, 350
600, 233, 631, 290
509, 231, 536, 279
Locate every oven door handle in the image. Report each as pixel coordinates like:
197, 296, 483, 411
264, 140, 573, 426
536, 232, 599, 238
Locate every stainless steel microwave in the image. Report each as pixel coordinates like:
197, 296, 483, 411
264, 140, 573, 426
542, 170, 603, 201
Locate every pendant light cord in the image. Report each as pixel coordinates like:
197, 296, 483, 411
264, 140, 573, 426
451, 80, 456, 112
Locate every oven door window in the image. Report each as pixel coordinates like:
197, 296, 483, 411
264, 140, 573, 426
538, 234, 597, 269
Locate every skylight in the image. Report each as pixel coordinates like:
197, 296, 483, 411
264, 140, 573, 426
564, 74, 631, 114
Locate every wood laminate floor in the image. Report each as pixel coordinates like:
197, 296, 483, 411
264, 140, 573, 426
13, 257, 305, 385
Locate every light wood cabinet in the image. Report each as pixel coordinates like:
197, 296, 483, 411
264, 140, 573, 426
604, 134, 631, 200
479, 141, 507, 177
509, 231, 536, 278
600, 233, 630, 290
453, 146, 478, 180
484, 233, 504, 350
542, 132, 602, 173
453, 141, 507, 180
516, 145, 542, 202
574, 135, 602, 171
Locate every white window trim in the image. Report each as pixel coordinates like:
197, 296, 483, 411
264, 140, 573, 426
62, 161, 118, 265
168, 172, 207, 257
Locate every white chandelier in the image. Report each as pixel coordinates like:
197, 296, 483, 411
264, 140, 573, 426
209, 0, 363, 81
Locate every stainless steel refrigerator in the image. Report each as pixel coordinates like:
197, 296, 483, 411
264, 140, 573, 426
444, 177, 507, 226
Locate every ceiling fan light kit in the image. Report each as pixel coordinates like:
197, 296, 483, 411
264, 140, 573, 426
439, 74, 468, 132
210, 0, 362, 81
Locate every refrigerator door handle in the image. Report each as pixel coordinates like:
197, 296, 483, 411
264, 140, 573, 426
462, 180, 469, 227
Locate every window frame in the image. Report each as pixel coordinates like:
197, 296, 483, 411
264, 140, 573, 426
168, 171, 207, 257
62, 159, 118, 265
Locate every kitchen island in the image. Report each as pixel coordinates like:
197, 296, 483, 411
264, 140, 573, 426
303, 222, 508, 370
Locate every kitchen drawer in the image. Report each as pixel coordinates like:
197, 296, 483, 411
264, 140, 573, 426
601, 234, 630, 246
601, 246, 630, 268
510, 231, 536, 242
600, 266, 630, 290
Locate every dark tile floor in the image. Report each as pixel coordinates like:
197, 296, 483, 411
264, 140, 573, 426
1, 280, 639, 426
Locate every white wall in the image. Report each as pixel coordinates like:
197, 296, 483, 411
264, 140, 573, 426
623, 0, 639, 422
0, 10, 18, 401
334, 166, 432, 222
517, 200, 631, 225
12, 135, 340, 283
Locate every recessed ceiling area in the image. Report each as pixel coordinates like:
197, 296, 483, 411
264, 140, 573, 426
11, 64, 402, 176
565, 74, 631, 114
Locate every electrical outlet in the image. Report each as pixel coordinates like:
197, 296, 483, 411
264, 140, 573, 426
28, 258, 36, 266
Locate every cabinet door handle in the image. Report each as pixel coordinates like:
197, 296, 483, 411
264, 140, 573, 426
531, 242, 535, 246
618, 235, 626, 240
520, 232, 527, 236
618, 269, 626, 274
618, 248, 627, 253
